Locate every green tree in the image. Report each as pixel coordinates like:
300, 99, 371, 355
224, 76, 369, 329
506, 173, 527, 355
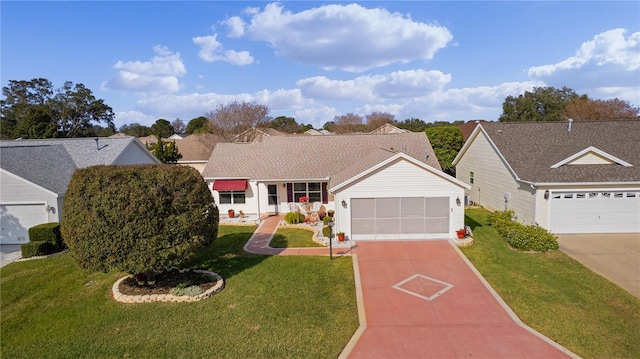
499, 86, 582, 122
397, 118, 427, 132
269, 116, 301, 133
185, 116, 210, 134
147, 135, 182, 164
150, 119, 175, 138
425, 126, 464, 176
119, 123, 151, 137
0, 78, 114, 138
61, 165, 218, 275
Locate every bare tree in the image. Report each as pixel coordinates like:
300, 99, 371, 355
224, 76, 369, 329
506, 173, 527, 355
365, 112, 396, 131
206, 101, 270, 140
562, 98, 639, 121
332, 113, 364, 134
171, 118, 186, 134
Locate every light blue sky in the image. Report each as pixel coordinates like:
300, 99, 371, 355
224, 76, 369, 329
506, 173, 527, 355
2, 1, 639, 129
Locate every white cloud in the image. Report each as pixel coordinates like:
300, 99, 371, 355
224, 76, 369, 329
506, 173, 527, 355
224, 16, 246, 38
113, 110, 157, 128
193, 32, 255, 65
528, 28, 639, 104
242, 2, 453, 72
297, 69, 451, 102
103, 46, 186, 93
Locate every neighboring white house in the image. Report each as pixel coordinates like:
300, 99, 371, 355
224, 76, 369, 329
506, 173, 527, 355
452, 120, 640, 234
202, 132, 469, 241
0, 137, 160, 244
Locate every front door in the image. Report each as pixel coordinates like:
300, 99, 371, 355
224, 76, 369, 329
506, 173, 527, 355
267, 184, 279, 213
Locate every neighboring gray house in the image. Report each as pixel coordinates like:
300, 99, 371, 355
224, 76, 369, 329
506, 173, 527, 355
453, 120, 640, 234
0, 137, 160, 244
203, 132, 469, 241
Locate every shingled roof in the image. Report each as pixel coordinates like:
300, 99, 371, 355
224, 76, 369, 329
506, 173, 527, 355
471, 120, 640, 183
202, 132, 441, 188
173, 133, 227, 161
0, 137, 159, 194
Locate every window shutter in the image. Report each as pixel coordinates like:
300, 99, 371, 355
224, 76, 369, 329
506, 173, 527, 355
321, 182, 328, 204
287, 183, 293, 203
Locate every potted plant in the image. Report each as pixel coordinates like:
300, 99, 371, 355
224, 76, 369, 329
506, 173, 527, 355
337, 231, 345, 242
228, 209, 235, 218
299, 196, 309, 204
318, 211, 326, 220
456, 228, 466, 239
134, 273, 145, 286
328, 209, 335, 217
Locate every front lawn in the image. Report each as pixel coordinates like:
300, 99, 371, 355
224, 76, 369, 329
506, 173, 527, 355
462, 208, 640, 359
0, 225, 358, 358
270, 227, 324, 248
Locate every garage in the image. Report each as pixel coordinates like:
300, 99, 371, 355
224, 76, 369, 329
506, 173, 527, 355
0, 204, 48, 244
549, 191, 640, 234
350, 197, 450, 240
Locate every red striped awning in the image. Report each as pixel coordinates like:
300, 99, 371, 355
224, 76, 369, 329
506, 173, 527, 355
213, 179, 247, 191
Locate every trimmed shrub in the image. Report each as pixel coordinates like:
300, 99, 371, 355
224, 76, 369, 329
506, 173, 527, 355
323, 216, 333, 226
488, 210, 559, 251
322, 226, 331, 238
61, 165, 218, 274
284, 211, 305, 224
21, 241, 56, 258
28, 222, 64, 249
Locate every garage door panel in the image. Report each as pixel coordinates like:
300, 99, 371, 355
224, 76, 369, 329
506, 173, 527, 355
426, 218, 449, 233
401, 197, 425, 217
376, 198, 399, 218
550, 191, 640, 234
401, 218, 425, 234
351, 197, 450, 240
352, 199, 375, 218
1, 204, 48, 244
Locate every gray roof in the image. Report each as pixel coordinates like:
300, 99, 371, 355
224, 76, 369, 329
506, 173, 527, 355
0, 137, 158, 194
478, 120, 640, 183
0, 145, 76, 195
202, 132, 441, 187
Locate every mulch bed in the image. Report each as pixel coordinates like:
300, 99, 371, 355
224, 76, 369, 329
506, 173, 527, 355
118, 269, 217, 296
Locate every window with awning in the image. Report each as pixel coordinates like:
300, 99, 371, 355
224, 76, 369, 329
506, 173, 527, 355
212, 179, 247, 191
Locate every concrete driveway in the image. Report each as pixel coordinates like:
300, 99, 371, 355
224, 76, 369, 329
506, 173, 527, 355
557, 234, 640, 299
0, 244, 22, 268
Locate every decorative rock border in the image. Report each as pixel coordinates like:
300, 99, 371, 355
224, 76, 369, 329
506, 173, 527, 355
454, 236, 474, 247
112, 269, 225, 303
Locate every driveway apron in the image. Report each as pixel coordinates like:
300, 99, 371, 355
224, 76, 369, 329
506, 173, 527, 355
345, 241, 576, 359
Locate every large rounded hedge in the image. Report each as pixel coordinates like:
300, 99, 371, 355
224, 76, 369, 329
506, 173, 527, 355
62, 164, 218, 274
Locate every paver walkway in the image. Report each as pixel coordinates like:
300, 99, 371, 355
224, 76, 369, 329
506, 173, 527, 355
244, 216, 579, 359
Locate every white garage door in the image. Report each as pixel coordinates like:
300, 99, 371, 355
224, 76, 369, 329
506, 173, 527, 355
0, 204, 48, 244
550, 191, 640, 234
351, 197, 450, 240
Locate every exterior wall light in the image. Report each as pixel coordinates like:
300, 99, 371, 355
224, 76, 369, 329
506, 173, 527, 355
544, 189, 550, 200
341, 200, 347, 208
456, 196, 461, 206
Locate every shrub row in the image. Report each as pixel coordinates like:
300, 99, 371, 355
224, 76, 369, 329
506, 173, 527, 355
487, 210, 559, 252
21, 222, 65, 258
21, 241, 57, 258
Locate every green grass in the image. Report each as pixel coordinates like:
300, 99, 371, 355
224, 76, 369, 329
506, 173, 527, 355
270, 227, 324, 248
461, 208, 640, 359
1, 225, 358, 358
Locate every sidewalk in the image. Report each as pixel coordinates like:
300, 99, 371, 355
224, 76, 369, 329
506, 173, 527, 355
243, 216, 579, 359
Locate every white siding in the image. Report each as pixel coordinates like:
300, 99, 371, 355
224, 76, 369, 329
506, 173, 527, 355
456, 131, 537, 225
0, 171, 59, 243
334, 158, 465, 240
208, 180, 258, 216
569, 152, 613, 165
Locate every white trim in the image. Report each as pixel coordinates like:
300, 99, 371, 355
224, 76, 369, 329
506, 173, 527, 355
114, 139, 162, 164
0, 168, 61, 197
550, 146, 632, 168
330, 152, 470, 193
